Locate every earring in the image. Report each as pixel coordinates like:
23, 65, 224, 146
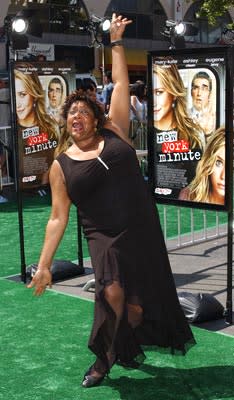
172, 101, 176, 109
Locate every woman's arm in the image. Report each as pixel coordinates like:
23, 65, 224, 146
106, 14, 132, 143
27, 160, 71, 295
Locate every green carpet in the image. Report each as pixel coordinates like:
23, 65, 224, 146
0, 193, 89, 278
0, 278, 234, 400
0, 193, 227, 278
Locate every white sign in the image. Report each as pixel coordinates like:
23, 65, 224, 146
10, 42, 55, 61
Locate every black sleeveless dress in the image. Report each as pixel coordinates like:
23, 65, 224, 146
57, 128, 195, 365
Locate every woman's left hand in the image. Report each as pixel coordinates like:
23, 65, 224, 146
110, 13, 132, 42
27, 268, 52, 296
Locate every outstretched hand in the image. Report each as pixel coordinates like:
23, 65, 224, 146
27, 268, 52, 296
110, 13, 132, 42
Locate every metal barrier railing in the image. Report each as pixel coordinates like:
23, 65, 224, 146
0, 125, 13, 190
161, 207, 227, 251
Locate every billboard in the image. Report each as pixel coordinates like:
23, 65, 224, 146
11, 61, 76, 190
147, 47, 233, 211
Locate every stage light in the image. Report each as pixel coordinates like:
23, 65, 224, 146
12, 17, 29, 34
165, 20, 186, 37
162, 20, 199, 49
90, 15, 111, 33
174, 22, 186, 36
82, 15, 111, 46
100, 18, 111, 33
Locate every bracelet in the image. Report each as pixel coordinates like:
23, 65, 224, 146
111, 40, 123, 47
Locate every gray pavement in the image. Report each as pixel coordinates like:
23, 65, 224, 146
53, 235, 234, 336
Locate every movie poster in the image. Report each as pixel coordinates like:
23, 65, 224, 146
12, 61, 76, 190
148, 47, 233, 210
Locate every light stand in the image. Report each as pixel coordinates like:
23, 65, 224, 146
4, 15, 29, 282
9, 60, 27, 282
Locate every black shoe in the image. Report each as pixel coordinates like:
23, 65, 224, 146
116, 359, 140, 369
82, 366, 106, 388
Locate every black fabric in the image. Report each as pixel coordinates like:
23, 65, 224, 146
26, 260, 84, 282
178, 291, 225, 323
56, 128, 196, 364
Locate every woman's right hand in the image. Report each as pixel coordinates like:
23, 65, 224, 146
110, 13, 132, 42
27, 268, 52, 296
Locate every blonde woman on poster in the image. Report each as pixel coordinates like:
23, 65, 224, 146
14, 64, 59, 188
179, 127, 225, 205
153, 59, 205, 199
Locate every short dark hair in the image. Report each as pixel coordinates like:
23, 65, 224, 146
191, 71, 212, 92
62, 92, 106, 130
82, 78, 97, 91
48, 77, 63, 93
130, 82, 146, 99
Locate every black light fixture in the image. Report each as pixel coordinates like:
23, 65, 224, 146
162, 19, 198, 49
163, 20, 185, 36
4, 15, 28, 51
98, 17, 111, 34
4, 7, 43, 53
81, 15, 111, 47
11, 16, 29, 34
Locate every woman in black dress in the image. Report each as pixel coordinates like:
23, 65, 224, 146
28, 13, 196, 389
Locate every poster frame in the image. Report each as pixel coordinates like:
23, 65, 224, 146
12, 60, 76, 191
147, 46, 234, 212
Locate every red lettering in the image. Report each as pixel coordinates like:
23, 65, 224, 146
162, 140, 189, 153
27, 132, 49, 146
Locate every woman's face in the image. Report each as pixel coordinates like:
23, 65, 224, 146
15, 78, 35, 126
210, 145, 225, 204
67, 101, 97, 143
153, 72, 175, 129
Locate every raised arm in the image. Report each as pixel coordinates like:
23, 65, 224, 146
27, 160, 71, 295
107, 14, 132, 142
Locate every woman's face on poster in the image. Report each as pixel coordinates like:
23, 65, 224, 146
15, 78, 35, 125
153, 72, 174, 126
210, 145, 225, 203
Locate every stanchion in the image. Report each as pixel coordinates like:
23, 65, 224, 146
9, 60, 27, 283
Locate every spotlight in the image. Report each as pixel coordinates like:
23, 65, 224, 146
99, 18, 111, 33
174, 22, 186, 36
164, 20, 186, 37
90, 15, 111, 33
86, 15, 111, 46
12, 17, 29, 34
162, 20, 198, 49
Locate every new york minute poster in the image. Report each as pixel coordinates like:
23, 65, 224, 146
148, 47, 233, 211
12, 61, 76, 190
